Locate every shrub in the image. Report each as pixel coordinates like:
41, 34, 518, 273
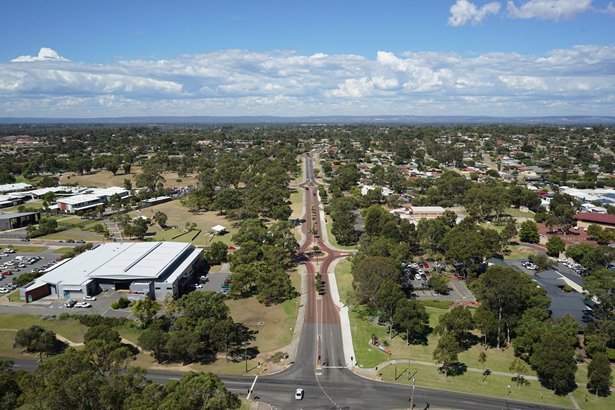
58, 313, 70, 320
117, 297, 131, 309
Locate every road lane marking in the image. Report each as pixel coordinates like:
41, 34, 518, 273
247, 375, 258, 400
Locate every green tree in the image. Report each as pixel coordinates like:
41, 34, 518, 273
546, 236, 565, 257
435, 306, 475, 346
433, 334, 461, 377
509, 358, 529, 387
478, 351, 487, 373
442, 222, 500, 278
0, 360, 22, 409
501, 220, 518, 248
375, 280, 405, 334
392, 299, 429, 345
428, 273, 450, 295
131, 297, 161, 328
519, 220, 539, 243
474, 265, 549, 349
530, 328, 577, 394
352, 256, 400, 305
13, 325, 63, 358
153, 211, 168, 228
205, 241, 228, 265
84, 325, 121, 345
138, 327, 169, 363
587, 352, 612, 397
158, 372, 240, 409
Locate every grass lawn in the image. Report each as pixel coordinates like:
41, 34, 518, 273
289, 189, 304, 220
335, 259, 355, 305
293, 157, 306, 184
503, 245, 535, 260
53, 247, 76, 254
324, 215, 357, 251
132, 200, 237, 246
4, 245, 48, 253
118, 326, 145, 346
225, 268, 300, 355
39, 230, 104, 241
7, 290, 21, 303
60, 168, 199, 189
380, 364, 573, 408
0, 314, 88, 344
1, 200, 46, 213
570, 387, 615, 410
0, 331, 32, 358
504, 207, 535, 219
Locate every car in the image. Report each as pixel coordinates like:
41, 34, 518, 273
76, 240, 86, 244
195, 283, 203, 289
83, 295, 97, 301
295, 388, 304, 400
2, 270, 12, 277
18, 263, 26, 268
4, 261, 14, 266
64, 300, 77, 308
66, 239, 75, 243
0, 287, 9, 294
414, 273, 422, 280
75, 302, 92, 308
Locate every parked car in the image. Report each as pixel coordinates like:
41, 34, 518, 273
0, 287, 9, 294
295, 388, 304, 400
195, 284, 203, 289
75, 302, 92, 308
83, 295, 97, 301
64, 299, 77, 308
2, 270, 13, 277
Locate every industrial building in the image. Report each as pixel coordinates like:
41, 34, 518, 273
0, 211, 41, 230
21, 241, 204, 303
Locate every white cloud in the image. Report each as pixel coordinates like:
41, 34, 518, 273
506, 0, 593, 21
11, 47, 69, 62
605, 1, 615, 14
448, 0, 502, 26
1, 45, 615, 117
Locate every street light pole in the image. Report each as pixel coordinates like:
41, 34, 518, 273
410, 376, 415, 409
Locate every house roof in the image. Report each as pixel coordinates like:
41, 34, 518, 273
573, 213, 615, 225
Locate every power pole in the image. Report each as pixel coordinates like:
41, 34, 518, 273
410, 376, 415, 409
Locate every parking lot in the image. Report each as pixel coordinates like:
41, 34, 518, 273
0, 246, 61, 294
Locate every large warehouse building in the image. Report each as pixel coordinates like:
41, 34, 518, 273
21, 242, 204, 303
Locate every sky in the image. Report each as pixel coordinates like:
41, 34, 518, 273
1, 0, 614, 118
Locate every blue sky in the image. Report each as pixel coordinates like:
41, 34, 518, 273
1, 0, 614, 117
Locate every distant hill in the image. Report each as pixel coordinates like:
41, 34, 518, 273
1, 115, 614, 126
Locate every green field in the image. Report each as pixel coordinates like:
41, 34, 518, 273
130, 199, 238, 246
380, 364, 574, 408
0, 314, 88, 344
3, 245, 48, 253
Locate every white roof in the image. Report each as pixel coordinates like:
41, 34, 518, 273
87, 187, 129, 197
57, 194, 104, 205
211, 225, 226, 232
0, 182, 32, 193
28, 186, 78, 196
37, 242, 201, 286
410, 206, 446, 213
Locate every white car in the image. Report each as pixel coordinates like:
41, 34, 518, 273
83, 295, 97, 301
295, 388, 304, 400
195, 284, 203, 289
75, 302, 92, 308
0, 287, 9, 294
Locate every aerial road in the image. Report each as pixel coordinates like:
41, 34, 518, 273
3, 155, 566, 409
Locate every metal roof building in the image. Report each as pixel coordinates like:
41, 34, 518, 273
21, 242, 204, 303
